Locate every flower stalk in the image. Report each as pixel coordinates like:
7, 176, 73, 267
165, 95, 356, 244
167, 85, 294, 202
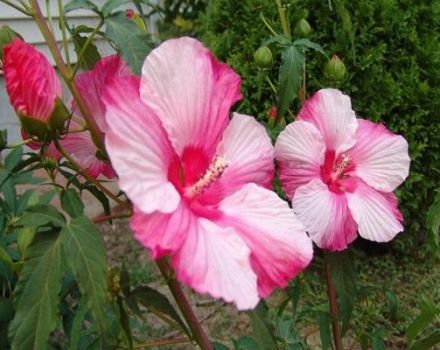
274, 0, 291, 39
156, 258, 213, 350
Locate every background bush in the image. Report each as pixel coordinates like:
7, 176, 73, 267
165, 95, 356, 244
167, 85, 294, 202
191, 0, 440, 251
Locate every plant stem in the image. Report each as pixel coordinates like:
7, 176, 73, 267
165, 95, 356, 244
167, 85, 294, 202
156, 258, 213, 350
30, 0, 105, 152
0, 0, 30, 15
54, 140, 127, 207
324, 253, 344, 350
274, 0, 291, 39
133, 337, 190, 349
72, 20, 104, 76
57, 0, 71, 67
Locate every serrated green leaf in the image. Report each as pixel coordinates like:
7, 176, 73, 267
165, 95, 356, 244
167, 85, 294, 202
61, 189, 84, 218
130, 285, 189, 335
60, 216, 108, 341
104, 12, 154, 74
293, 38, 326, 55
326, 251, 357, 335
410, 330, 440, 350
247, 301, 277, 350
102, 0, 130, 17
65, 0, 100, 13
277, 45, 304, 118
18, 204, 66, 228
407, 298, 440, 346
72, 33, 101, 70
9, 232, 63, 350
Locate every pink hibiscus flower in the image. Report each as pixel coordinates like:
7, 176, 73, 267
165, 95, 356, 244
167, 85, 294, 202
3, 38, 62, 122
103, 37, 313, 309
60, 55, 131, 179
275, 89, 410, 251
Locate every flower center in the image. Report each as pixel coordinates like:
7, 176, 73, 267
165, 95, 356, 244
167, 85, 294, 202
321, 151, 355, 193
185, 156, 228, 199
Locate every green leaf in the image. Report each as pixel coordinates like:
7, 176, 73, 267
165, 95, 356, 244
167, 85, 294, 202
130, 285, 189, 335
65, 0, 100, 13
213, 343, 229, 350
0, 246, 12, 266
0, 298, 13, 323
18, 204, 66, 229
16, 227, 36, 256
69, 301, 89, 350
293, 38, 326, 55
1, 177, 16, 213
407, 298, 440, 346
60, 216, 108, 340
277, 45, 304, 118
0, 26, 21, 60
102, 0, 130, 17
71, 33, 101, 70
411, 330, 440, 350
385, 290, 398, 321
247, 301, 278, 350
371, 328, 386, 350
426, 190, 440, 254
61, 189, 85, 218
9, 232, 63, 350
316, 309, 332, 350
233, 337, 258, 350
116, 296, 133, 349
104, 12, 154, 74
326, 251, 357, 334
5, 147, 22, 173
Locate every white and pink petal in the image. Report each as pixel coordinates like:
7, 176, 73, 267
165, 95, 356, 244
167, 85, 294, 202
346, 180, 403, 242
171, 218, 259, 310
298, 89, 358, 155
348, 119, 410, 192
219, 183, 313, 298
292, 179, 358, 251
275, 120, 325, 199
140, 37, 242, 157
103, 76, 180, 214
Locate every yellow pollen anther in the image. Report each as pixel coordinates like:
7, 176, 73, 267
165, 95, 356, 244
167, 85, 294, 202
185, 156, 228, 198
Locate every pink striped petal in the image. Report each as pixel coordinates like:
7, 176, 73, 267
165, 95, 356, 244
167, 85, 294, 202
131, 203, 194, 259
103, 76, 180, 214
198, 113, 274, 204
347, 180, 403, 242
275, 120, 325, 199
75, 55, 131, 133
3, 38, 61, 121
292, 179, 358, 250
171, 218, 259, 310
348, 119, 410, 192
298, 89, 358, 155
140, 37, 242, 157
220, 184, 313, 297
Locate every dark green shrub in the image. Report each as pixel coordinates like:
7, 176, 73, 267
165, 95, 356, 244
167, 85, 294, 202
194, 0, 440, 250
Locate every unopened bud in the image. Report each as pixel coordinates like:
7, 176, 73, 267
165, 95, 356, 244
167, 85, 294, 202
254, 46, 273, 69
325, 54, 347, 82
294, 19, 312, 37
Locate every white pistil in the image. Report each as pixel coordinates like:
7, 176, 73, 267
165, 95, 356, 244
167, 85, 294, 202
332, 153, 351, 180
185, 156, 228, 198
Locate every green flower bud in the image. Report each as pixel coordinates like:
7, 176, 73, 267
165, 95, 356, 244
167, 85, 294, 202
325, 54, 347, 82
254, 46, 273, 69
294, 19, 312, 37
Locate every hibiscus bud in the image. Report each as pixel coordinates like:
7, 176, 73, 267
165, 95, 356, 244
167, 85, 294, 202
267, 106, 277, 127
294, 19, 312, 37
3, 39, 68, 141
325, 54, 347, 82
254, 46, 273, 69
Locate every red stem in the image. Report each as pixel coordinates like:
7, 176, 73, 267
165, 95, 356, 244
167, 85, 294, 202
156, 258, 213, 350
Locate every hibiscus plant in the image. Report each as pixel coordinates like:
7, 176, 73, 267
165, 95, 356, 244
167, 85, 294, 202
0, 1, 415, 350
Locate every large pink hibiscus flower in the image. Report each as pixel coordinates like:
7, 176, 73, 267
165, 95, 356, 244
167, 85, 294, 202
103, 37, 313, 309
275, 89, 410, 251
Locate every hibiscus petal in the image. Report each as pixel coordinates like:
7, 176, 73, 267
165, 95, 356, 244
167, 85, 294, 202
171, 218, 259, 310
275, 120, 325, 199
348, 119, 410, 192
131, 203, 193, 259
347, 180, 403, 242
103, 76, 180, 214
298, 89, 358, 155
199, 113, 274, 204
292, 179, 358, 250
140, 37, 242, 156
219, 184, 313, 297
75, 55, 131, 133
